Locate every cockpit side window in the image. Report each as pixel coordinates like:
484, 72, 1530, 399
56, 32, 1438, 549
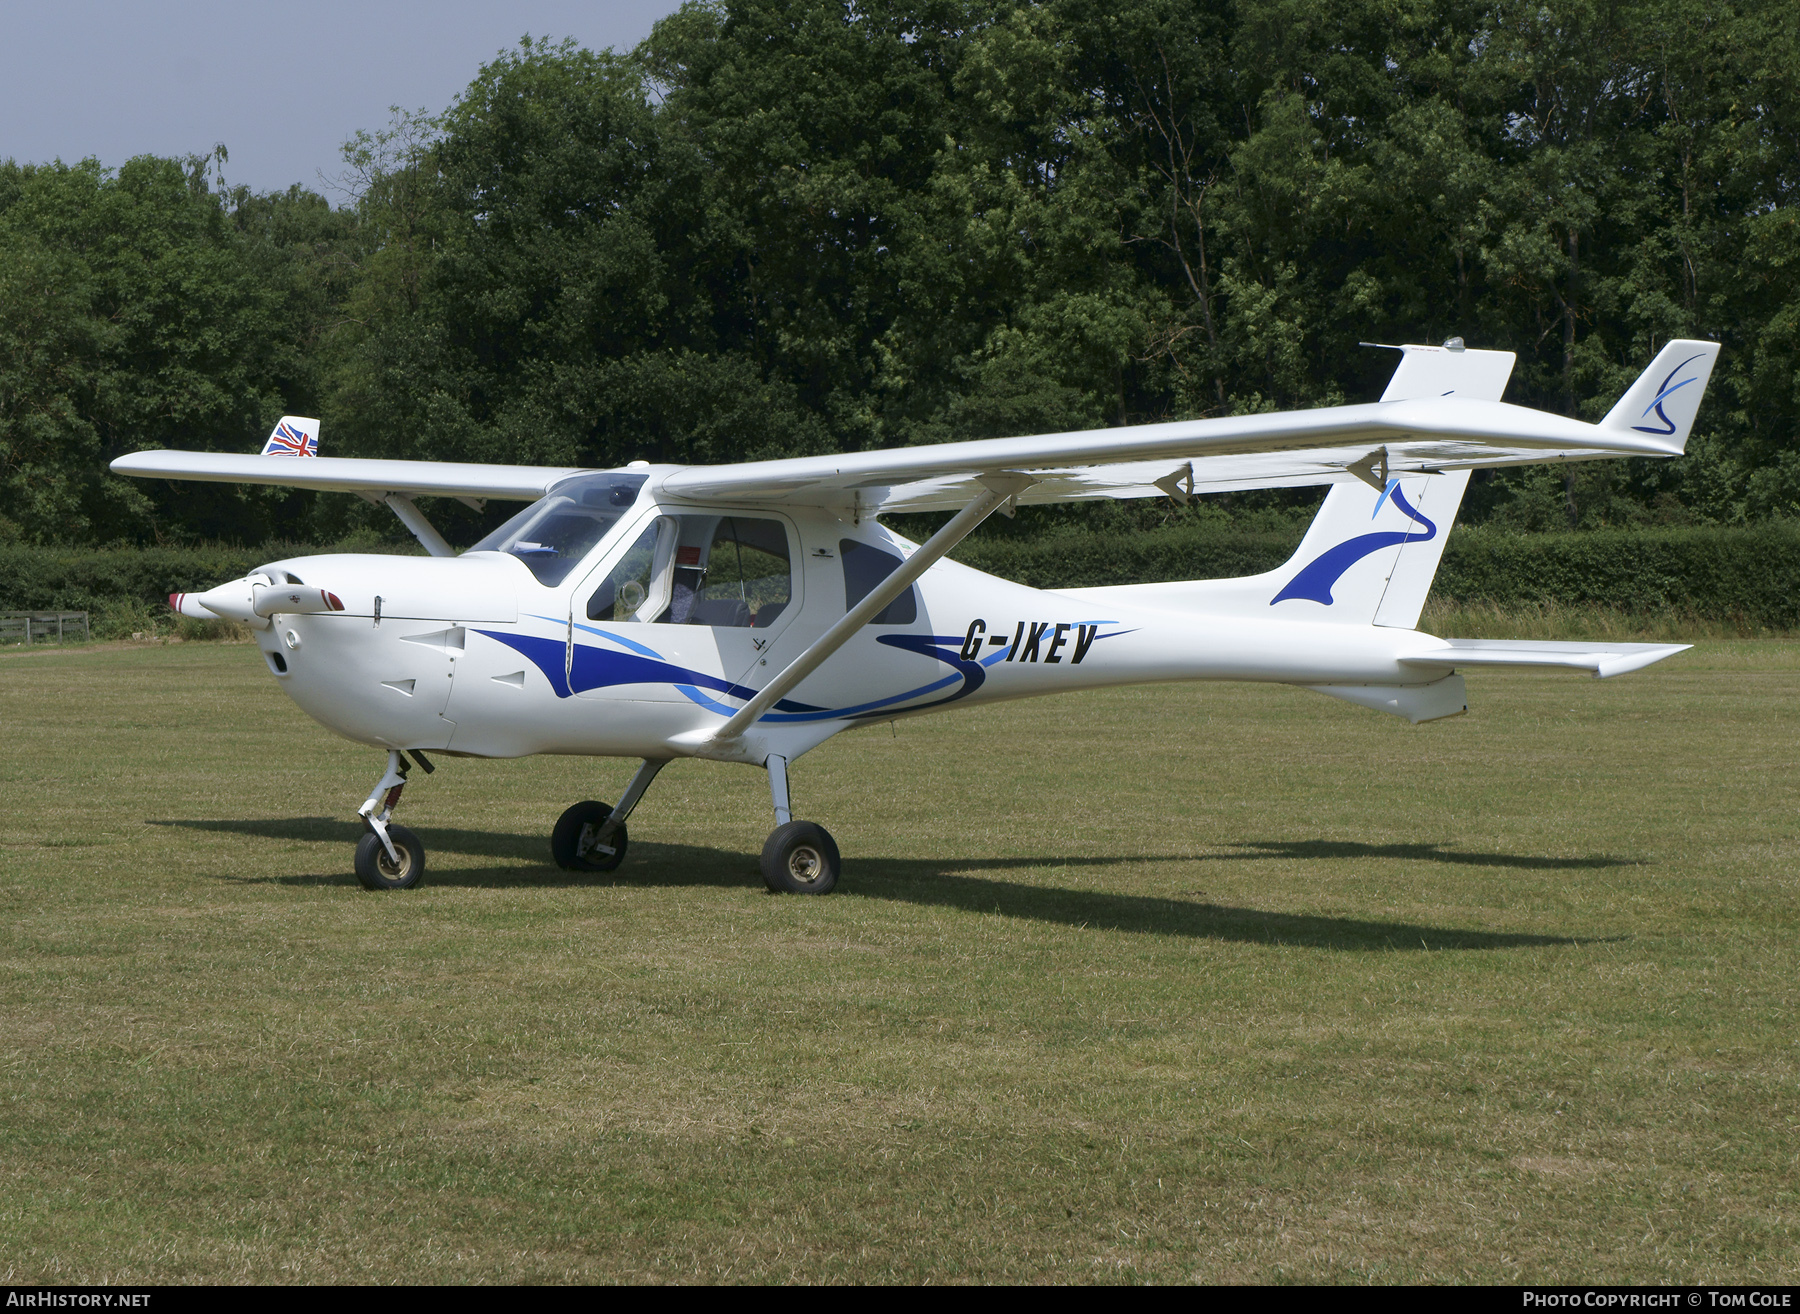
468, 473, 647, 585
585, 514, 792, 628
586, 518, 675, 622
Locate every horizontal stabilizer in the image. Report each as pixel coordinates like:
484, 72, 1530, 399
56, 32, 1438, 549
1399, 638, 1689, 679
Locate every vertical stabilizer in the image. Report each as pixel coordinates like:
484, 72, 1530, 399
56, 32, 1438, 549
1056, 341, 1502, 625
1054, 468, 1474, 626
1263, 469, 1471, 626
1257, 337, 1500, 625
1379, 343, 1516, 402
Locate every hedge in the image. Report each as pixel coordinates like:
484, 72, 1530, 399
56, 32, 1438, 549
1433, 525, 1800, 626
954, 522, 1800, 629
2, 544, 295, 614
5, 522, 1799, 635
952, 528, 1298, 592
0, 541, 414, 636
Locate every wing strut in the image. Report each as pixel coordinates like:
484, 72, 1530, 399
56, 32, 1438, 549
710, 473, 1035, 745
359, 491, 455, 557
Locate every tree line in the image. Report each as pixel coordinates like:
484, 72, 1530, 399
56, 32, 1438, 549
2, 0, 1795, 548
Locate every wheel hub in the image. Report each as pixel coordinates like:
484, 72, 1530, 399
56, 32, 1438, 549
787, 844, 822, 883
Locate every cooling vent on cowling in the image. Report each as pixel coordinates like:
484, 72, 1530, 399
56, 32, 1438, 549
380, 679, 417, 697
399, 627, 465, 651
491, 671, 526, 689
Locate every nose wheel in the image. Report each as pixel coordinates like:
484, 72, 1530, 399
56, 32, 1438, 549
353, 748, 434, 890
355, 823, 425, 890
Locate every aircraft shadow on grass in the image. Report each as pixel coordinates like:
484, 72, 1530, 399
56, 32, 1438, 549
152, 816, 1628, 953
1210, 839, 1633, 870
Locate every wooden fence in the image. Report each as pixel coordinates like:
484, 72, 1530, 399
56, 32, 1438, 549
0, 612, 90, 644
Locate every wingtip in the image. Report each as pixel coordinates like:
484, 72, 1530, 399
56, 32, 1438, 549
1600, 340, 1720, 455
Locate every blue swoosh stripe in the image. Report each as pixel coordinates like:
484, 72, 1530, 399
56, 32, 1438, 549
1640, 375, 1697, 416
471, 626, 1029, 722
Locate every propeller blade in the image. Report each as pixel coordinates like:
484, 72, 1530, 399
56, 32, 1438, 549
251, 584, 346, 618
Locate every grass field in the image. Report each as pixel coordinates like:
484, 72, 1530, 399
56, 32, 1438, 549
2, 638, 1797, 1283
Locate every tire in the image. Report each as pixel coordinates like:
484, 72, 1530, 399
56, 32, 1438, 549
552, 800, 628, 872
760, 820, 840, 895
354, 823, 425, 891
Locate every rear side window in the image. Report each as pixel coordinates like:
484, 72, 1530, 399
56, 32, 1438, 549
840, 539, 917, 625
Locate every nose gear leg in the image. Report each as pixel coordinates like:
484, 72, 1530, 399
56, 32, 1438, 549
352, 750, 431, 890
357, 750, 411, 865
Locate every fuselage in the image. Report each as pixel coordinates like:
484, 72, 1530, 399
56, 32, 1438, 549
246, 483, 1440, 768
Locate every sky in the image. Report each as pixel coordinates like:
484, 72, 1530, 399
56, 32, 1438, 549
0, 0, 686, 197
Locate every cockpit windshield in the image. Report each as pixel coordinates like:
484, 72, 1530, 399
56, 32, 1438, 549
467, 473, 648, 585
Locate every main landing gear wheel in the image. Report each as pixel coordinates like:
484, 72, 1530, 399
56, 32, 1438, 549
354, 823, 425, 891
552, 800, 629, 872
761, 821, 840, 895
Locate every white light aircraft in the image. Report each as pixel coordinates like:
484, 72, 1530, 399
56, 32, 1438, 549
117, 339, 1718, 893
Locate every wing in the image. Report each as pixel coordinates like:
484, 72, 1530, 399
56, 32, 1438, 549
659, 415, 1652, 513
110, 341, 1718, 515
663, 341, 1719, 513
108, 450, 583, 502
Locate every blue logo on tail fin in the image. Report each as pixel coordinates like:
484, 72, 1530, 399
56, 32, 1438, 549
1630, 353, 1704, 435
1271, 483, 1436, 607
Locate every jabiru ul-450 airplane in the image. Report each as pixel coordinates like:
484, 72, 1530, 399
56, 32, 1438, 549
115, 338, 1718, 893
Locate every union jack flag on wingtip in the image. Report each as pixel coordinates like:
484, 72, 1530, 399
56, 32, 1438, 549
261, 419, 318, 458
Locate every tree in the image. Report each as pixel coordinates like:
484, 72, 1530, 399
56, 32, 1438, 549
0, 156, 342, 543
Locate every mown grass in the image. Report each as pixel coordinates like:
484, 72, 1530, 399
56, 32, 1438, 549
1, 640, 1796, 1283
1418, 599, 1795, 643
